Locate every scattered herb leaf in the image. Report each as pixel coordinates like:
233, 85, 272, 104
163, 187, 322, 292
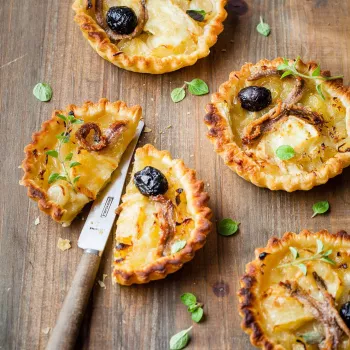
46, 150, 58, 158
188, 304, 199, 313
33, 83, 53, 102
218, 219, 240, 236
191, 307, 204, 323
65, 152, 73, 161
70, 161, 81, 168
289, 247, 299, 259
186, 79, 209, 96
169, 326, 192, 350
297, 331, 324, 345
171, 87, 186, 103
312, 201, 329, 218
276, 145, 295, 160
186, 9, 206, 22
171, 240, 187, 254
297, 263, 307, 276
316, 239, 324, 254
48, 173, 60, 184
73, 175, 81, 184
316, 84, 325, 100
256, 16, 271, 37
181, 293, 197, 307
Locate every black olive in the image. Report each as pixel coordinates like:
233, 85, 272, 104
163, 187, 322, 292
106, 6, 138, 35
340, 302, 350, 328
134, 166, 168, 196
238, 86, 272, 112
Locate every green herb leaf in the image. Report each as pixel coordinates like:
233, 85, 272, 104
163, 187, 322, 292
312, 201, 329, 218
316, 239, 324, 254
48, 173, 60, 184
65, 152, 73, 161
171, 88, 186, 103
298, 263, 307, 275
316, 84, 325, 100
181, 293, 197, 307
320, 257, 336, 265
186, 79, 209, 96
298, 330, 324, 345
33, 83, 53, 102
73, 176, 81, 184
57, 114, 67, 122
188, 304, 200, 313
56, 132, 70, 144
191, 307, 204, 323
186, 9, 206, 22
280, 70, 293, 79
171, 240, 187, 254
71, 118, 84, 124
312, 66, 321, 77
289, 247, 299, 259
70, 161, 81, 168
169, 327, 192, 350
46, 150, 58, 158
218, 219, 240, 236
276, 145, 295, 160
323, 249, 333, 257
256, 16, 271, 37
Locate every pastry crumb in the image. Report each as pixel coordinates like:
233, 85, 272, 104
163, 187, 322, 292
144, 127, 152, 133
166, 125, 172, 129
221, 49, 227, 52
42, 327, 51, 335
98, 274, 108, 289
57, 238, 71, 251
34, 217, 40, 226
187, 111, 191, 115
190, 154, 194, 157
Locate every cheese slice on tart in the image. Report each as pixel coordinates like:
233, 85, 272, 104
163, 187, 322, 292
239, 230, 350, 350
72, 0, 227, 73
204, 58, 350, 191
112, 144, 212, 285
20, 98, 141, 226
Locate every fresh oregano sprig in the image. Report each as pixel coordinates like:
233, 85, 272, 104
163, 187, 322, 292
277, 56, 343, 100
278, 239, 336, 275
46, 112, 83, 189
171, 79, 209, 103
180, 293, 204, 323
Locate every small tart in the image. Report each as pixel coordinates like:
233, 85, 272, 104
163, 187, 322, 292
204, 58, 350, 191
72, 0, 227, 74
239, 230, 350, 350
20, 98, 141, 226
112, 144, 211, 285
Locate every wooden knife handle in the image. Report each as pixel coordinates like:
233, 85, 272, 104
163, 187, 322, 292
46, 249, 101, 350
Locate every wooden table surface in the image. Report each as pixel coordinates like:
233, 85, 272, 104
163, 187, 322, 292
1, 0, 350, 349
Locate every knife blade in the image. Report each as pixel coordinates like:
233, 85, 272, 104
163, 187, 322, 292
78, 120, 144, 253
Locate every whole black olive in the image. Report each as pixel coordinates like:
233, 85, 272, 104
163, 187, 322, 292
238, 86, 272, 112
340, 302, 350, 328
106, 6, 138, 35
134, 166, 168, 196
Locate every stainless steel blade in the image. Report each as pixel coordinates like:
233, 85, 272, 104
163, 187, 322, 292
78, 121, 144, 252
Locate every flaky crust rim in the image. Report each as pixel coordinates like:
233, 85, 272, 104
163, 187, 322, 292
72, 0, 227, 74
238, 229, 350, 350
204, 57, 350, 192
20, 98, 142, 225
112, 144, 212, 285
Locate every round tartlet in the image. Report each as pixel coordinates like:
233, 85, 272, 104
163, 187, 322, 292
112, 144, 212, 285
20, 99, 141, 226
239, 230, 350, 349
204, 58, 350, 191
72, 0, 227, 74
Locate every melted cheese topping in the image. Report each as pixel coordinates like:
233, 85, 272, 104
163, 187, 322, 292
28, 105, 140, 226
114, 151, 194, 271
228, 73, 349, 176
257, 241, 350, 349
103, 0, 217, 57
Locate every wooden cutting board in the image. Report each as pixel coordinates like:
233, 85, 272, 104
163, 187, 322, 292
1, 0, 349, 349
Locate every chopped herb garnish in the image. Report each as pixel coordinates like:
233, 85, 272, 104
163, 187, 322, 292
169, 326, 192, 350
33, 83, 53, 102
180, 292, 204, 323
276, 145, 295, 160
218, 219, 240, 236
256, 16, 270, 37
186, 9, 206, 22
171, 79, 209, 103
312, 201, 330, 218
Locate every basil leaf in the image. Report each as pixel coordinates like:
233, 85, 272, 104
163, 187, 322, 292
186, 79, 209, 96
312, 201, 329, 218
48, 173, 60, 184
316, 239, 324, 254
289, 247, 299, 259
169, 327, 192, 350
316, 84, 325, 100
65, 152, 73, 161
33, 83, 53, 102
276, 145, 295, 160
191, 307, 203, 323
73, 175, 81, 184
181, 293, 197, 307
298, 263, 307, 276
46, 150, 58, 158
171, 88, 186, 103
256, 16, 271, 37
280, 70, 293, 79
312, 66, 321, 77
186, 9, 206, 22
218, 219, 239, 236
70, 161, 81, 168
171, 240, 187, 254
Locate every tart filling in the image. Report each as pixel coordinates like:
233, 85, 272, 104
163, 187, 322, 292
204, 58, 350, 191
239, 230, 350, 350
20, 99, 141, 226
72, 0, 227, 73
112, 144, 212, 285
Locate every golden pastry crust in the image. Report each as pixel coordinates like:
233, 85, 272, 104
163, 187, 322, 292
112, 144, 212, 285
20, 98, 141, 226
72, 0, 227, 74
238, 230, 350, 350
204, 58, 350, 191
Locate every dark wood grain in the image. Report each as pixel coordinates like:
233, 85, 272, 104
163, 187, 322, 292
1, 0, 350, 349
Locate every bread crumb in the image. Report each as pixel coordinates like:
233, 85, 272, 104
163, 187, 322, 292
187, 112, 190, 115
34, 217, 40, 226
143, 127, 152, 133
190, 154, 194, 157
42, 327, 51, 335
98, 274, 108, 289
57, 238, 71, 251
221, 49, 227, 52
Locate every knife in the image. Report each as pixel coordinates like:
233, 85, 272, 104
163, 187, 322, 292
47, 121, 144, 350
